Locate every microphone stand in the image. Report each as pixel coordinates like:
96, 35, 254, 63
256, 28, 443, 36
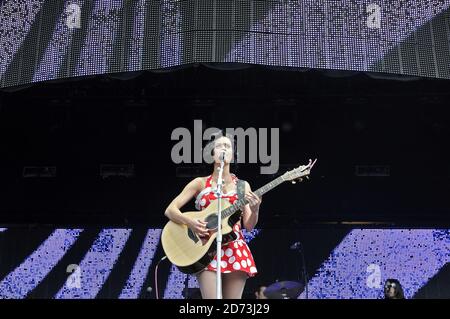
292, 242, 309, 299
300, 245, 308, 299
215, 152, 225, 299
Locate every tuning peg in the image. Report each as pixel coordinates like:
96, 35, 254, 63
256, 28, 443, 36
291, 180, 296, 184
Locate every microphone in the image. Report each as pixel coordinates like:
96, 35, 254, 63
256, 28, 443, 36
220, 151, 225, 162
290, 241, 302, 250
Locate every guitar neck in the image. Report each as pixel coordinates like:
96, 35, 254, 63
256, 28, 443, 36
222, 175, 285, 219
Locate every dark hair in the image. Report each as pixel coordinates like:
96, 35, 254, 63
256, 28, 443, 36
384, 279, 405, 299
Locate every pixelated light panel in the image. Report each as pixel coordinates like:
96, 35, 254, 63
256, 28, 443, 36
0, 227, 260, 299
299, 229, 450, 299
1, 0, 450, 88
0, 227, 449, 299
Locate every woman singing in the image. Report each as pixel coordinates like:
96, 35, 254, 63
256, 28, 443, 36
164, 134, 262, 299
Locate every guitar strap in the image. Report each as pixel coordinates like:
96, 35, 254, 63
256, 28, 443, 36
237, 179, 246, 203
237, 179, 246, 229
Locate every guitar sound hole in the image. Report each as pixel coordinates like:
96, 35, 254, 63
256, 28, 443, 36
187, 228, 199, 243
205, 214, 219, 230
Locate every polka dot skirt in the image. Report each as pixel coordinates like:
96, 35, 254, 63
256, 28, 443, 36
206, 223, 258, 276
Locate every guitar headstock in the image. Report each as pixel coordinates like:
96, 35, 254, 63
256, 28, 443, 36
281, 158, 317, 184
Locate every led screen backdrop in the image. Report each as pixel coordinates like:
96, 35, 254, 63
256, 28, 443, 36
1, 0, 450, 89
0, 227, 449, 299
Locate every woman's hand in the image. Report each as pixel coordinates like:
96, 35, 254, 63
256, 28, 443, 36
245, 191, 262, 214
188, 218, 209, 237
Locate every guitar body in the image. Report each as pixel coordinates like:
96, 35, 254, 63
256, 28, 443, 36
161, 199, 242, 274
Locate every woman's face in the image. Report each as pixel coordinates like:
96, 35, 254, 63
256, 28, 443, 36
213, 136, 233, 164
385, 282, 397, 298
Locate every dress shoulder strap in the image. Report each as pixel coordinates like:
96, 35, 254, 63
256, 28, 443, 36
204, 175, 213, 187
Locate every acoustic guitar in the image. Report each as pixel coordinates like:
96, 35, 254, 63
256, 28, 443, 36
161, 159, 317, 274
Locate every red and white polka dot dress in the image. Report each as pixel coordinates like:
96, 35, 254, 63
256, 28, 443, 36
195, 174, 258, 277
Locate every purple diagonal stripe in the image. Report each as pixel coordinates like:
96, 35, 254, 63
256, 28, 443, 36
33, 0, 86, 83
119, 229, 161, 299
163, 264, 190, 299
224, 0, 450, 72
0, 0, 44, 81
159, 0, 182, 68
0, 229, 83, 299
127, 0, 147, 71
299, 229, 450, 299
55, 228, 131, 299
75, 0, 124, 76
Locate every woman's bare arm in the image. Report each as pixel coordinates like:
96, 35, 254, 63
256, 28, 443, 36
164, 177, 208, 236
